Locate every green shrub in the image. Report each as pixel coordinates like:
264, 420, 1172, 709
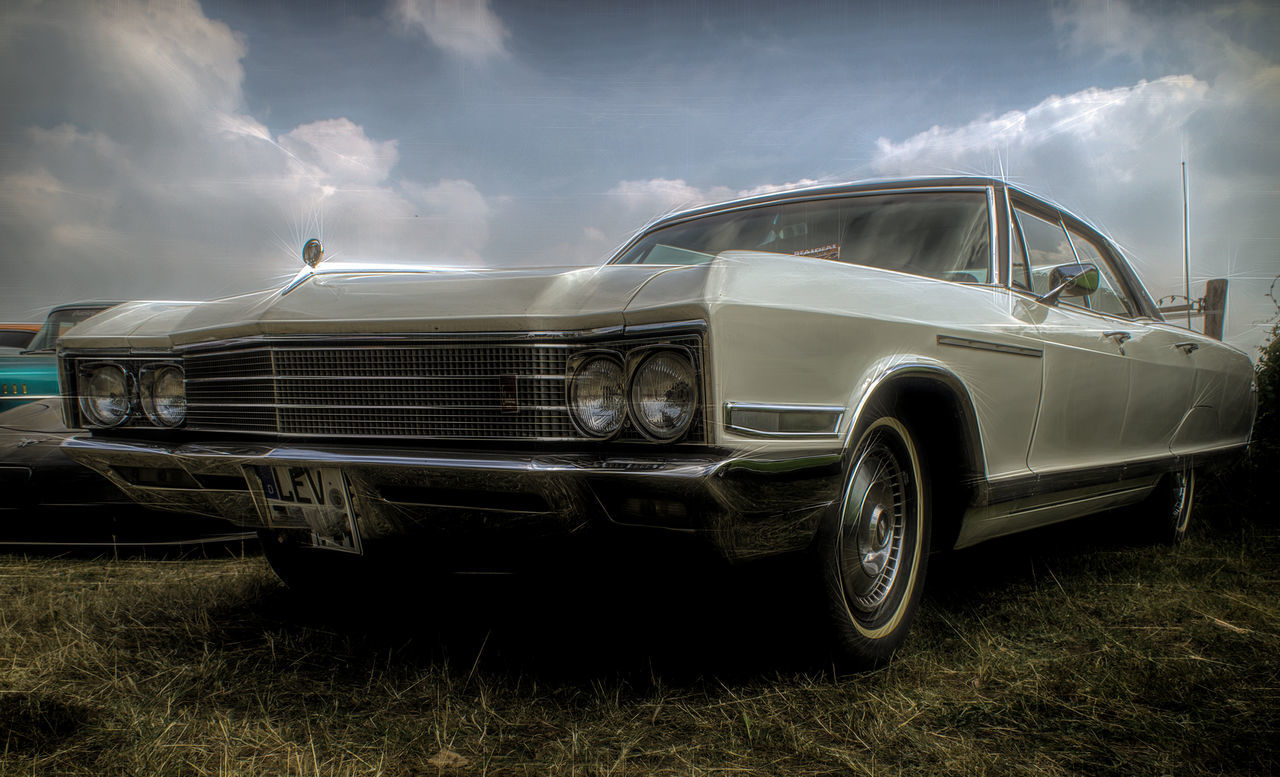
1251, 320, 1280, 480
1196, 319, 1279, 523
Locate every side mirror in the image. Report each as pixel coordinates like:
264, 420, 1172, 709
1038, 263, 1099, 306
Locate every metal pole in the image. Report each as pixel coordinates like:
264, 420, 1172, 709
1182, 161, 1191, 329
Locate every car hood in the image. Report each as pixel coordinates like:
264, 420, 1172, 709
58, 263, 712, 350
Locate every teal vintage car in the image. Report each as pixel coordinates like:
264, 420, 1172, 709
0, 302, 118, 412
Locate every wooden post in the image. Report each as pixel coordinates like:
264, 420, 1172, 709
1203, 278, 1227, 340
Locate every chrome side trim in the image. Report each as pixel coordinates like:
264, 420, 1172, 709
723, 402, 844, 438
937, 335, 1042, 358
982, 444, 1247, 505
955, 478, 1159, 549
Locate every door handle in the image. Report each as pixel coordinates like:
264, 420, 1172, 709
1173, 341, 1199, 355
1102, 331, 1131, 345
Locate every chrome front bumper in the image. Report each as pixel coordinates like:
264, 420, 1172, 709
61, 437, 844, 562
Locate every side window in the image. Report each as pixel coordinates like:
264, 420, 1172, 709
1064, 228, 1135, 318
1014, 209, 1074, 296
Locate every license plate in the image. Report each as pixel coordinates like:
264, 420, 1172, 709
251, 466, 362, 554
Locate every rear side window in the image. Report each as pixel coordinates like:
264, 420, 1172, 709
615, 191, 992, 283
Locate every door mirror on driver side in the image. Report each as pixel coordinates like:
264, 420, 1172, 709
1038, 263, 1099, 306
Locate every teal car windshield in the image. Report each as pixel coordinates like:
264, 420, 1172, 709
25, 307, 108, 353
613, 191, 992, 284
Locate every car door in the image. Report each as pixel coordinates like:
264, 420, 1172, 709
1059, 223, 1196, 464
1012, 204, 1131, 477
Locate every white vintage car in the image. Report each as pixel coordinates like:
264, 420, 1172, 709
56, 177, 1255, 664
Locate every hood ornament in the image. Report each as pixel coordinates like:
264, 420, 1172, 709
302, 238, 324, 267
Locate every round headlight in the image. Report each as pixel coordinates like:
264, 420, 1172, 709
628, 350, 697, 441
141, 364, 186, 428
569, 355, 626, 438
80, 365, 131, 427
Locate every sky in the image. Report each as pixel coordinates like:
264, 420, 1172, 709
0, 0, 1276, 356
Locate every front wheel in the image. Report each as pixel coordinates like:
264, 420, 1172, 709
818, 415, 930, 668
257, 530, 373, 598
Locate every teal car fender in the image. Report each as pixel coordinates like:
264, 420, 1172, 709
0, 351, 58, 412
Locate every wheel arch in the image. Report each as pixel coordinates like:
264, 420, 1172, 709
843, 363, 988, 552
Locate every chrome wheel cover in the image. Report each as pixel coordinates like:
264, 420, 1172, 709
838, 431, 909, 613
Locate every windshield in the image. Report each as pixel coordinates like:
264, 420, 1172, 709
26, 307, 109, 352
613, 191, 991, 283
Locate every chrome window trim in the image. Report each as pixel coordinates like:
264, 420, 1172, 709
985, 186, 999, 286
724, 402, 845, 439
1061, 225, 1139, 320
1008, 192, 1157, 319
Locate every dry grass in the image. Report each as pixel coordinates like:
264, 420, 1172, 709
0, 506, 1276, 776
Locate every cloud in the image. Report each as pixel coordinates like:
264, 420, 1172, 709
606, 177, 827, 225
0, 0, 494, 318
389, 0, 509, 61
872, 76, 1209, 184
869, 1, 1280, 354
1053, 0, 1271, 79
1051, 0, 1158, 64
516, 177, 834, 267
607, 178, 736, 220
400, 179, 493, 261
279, 119, 400, 187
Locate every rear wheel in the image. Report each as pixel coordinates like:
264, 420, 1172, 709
819, 415, 930, 667
1142, 467, 1196, 544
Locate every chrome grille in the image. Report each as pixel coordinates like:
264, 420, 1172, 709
183, 341, 575, 440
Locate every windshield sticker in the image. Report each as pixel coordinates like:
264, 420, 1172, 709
794, 243, 840, 262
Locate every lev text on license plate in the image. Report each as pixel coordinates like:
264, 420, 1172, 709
253, 465, 361, 554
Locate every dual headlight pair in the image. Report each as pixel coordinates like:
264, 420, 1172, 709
79, 362, 186, 428
569, 348, 698, 441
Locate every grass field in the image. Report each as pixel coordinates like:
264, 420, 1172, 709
1, 498, 1276, 776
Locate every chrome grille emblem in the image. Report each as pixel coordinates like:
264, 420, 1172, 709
499, 374, 519, 414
